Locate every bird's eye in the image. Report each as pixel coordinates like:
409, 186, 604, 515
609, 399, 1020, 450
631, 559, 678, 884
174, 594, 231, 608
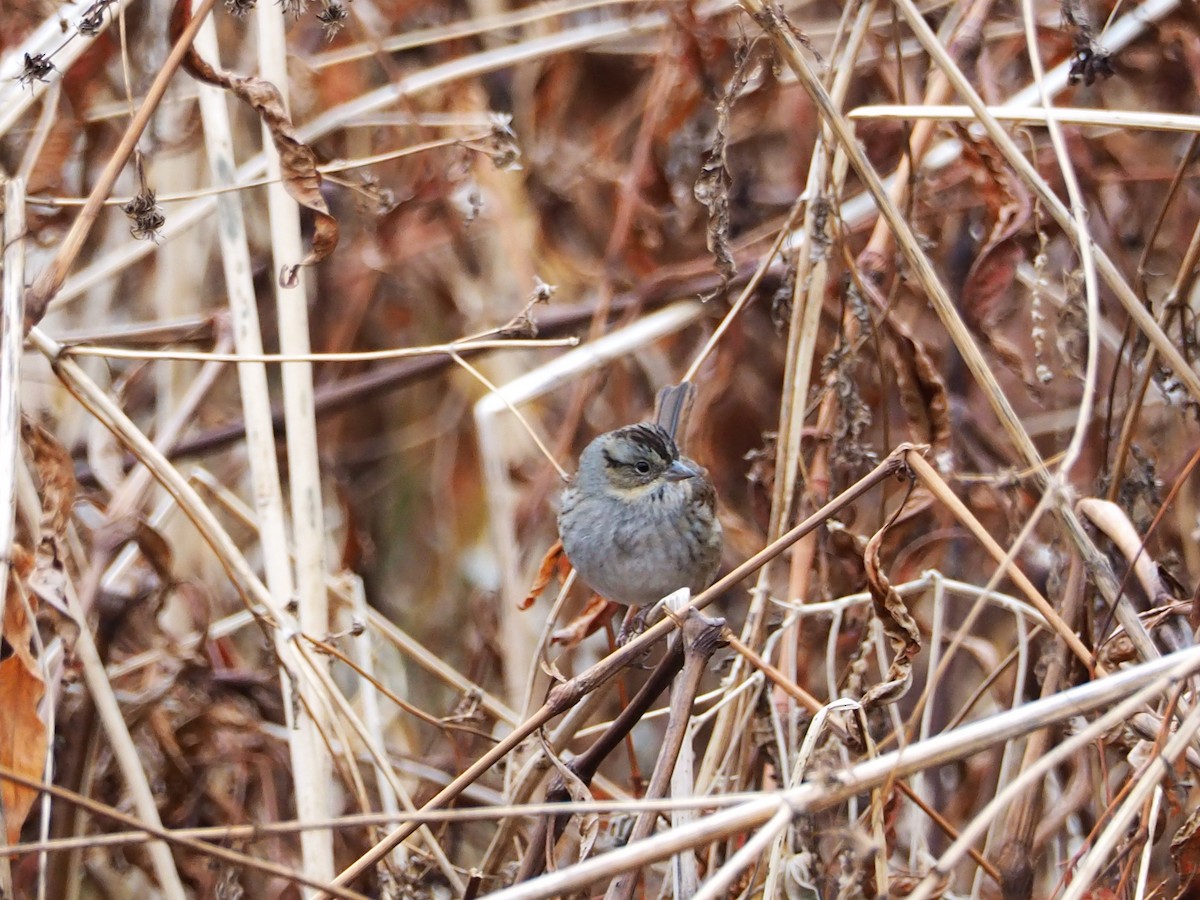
634, 460, 651, 475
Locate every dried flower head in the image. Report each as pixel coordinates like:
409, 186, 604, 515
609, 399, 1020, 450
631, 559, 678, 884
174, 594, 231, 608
1069, 41, 1115, 86
77, 0, 114, 36
122, 191, 165, 242
316, 2, 348, 39
528, 275, 556, 306
18, 54, 55, 88
494, 277, 556, 339
1061, 0, 1115, 87
355, 174, 398, 216
482, 114, 521, 171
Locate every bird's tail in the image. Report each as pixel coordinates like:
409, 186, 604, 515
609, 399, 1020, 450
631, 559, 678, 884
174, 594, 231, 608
653, 382, 696, 443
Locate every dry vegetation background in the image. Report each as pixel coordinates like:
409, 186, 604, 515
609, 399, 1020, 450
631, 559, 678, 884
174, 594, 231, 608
8, 0, 1200, 897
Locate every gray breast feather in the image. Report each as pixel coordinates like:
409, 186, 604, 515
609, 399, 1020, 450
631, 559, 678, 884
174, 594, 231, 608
558, 484, 721, 607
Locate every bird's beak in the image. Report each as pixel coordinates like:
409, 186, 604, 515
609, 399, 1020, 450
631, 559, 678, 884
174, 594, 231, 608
664, 458, 702, 482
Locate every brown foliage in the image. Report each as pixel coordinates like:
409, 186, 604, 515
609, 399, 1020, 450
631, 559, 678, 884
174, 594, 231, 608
6, 0, 1200, 896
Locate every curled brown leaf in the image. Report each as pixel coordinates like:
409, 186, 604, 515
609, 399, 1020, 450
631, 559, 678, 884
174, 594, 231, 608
694, 36, 755, 299
550, 595, 616, 647
170, 0, 338, 286
523, 539, 565, 611
860, 500, 922, 709
956, 126, 1028, 319
21, 417, 76, 540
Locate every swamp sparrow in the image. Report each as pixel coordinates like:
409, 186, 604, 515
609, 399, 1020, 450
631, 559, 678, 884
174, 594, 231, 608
558, 383, 722, 621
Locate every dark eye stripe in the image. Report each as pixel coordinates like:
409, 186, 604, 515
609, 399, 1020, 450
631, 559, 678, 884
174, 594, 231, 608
603, 450, 652, 472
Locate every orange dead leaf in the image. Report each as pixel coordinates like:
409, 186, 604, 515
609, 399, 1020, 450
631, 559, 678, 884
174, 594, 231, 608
550, 595, 617, 648
22, 417, 76, 540
0, 657, 47, 844
19, 418, 76, 622
522, 539, 565, 610
6, 546, 33, 584
3, 574, 36, 672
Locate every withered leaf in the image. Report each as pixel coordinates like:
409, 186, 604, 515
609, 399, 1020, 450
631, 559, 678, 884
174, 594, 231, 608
1172, 804, 1200, 891
888, 327, 950, 458
20, 418, 76, 621
0, 657, 48, 844
538, 729, 599, 863
962, 238, 1025, 325
854, 268, 951, 465
21, 417, 76, 540
171, 0, 338, 286
694, 36, 754, 299
3, 570, 36, 672
550, 594, 616, 647
523, 539, 565, 610
860, 503, 922, 709
957, 128, 1031, 329
132, 519, 175, 585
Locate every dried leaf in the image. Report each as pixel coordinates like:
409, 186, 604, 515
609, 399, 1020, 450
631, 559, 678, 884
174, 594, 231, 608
170, 0, 339, 285
538, 729, 598, 863
18, 419, 76, 621
6, 547, 33, 585
132, 519, 175, 585
1056, 277, 1088, 380
850, 265, 950, 472
820, 338, 876, 477
962, 238, 1025, 326
538, 655, 569, 685
26, 550, 69, 618
860, 503, 921, 709
694, 36, 754, 299
3, 573, 36, 672
25, 115, 79, 198
0, 657, 48, 844
550, 595, 615, 647
1172, 804, 1200, 892
957, 128, 1031, 329
22, 417, 76, 540
862, 278, 951, 464
523, 539, 565, 610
